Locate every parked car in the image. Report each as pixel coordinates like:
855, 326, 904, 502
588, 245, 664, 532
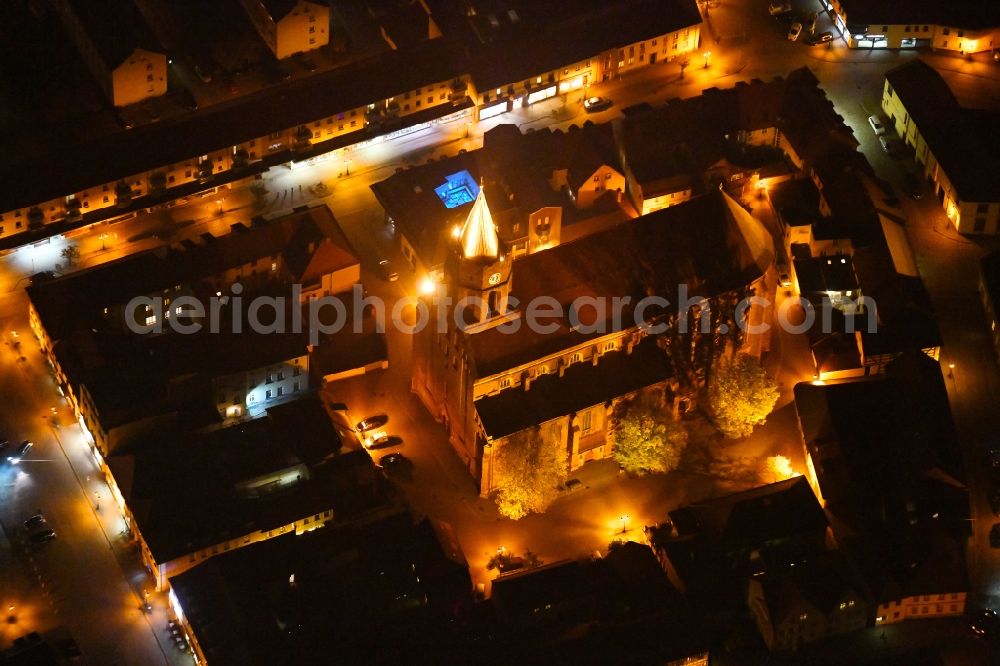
991, 523, 1000, 548
768, 2, 792, 15
7, 440, 31, 462
776, 12, 798, 24
23, 514, 46, 531
293, 53, 317, 72
367, 434, 403, 450
356, 414, 389, 433
378, 259, 398, 282
193, 63, 212, 83
808, 32, 834, 45
868, 114, 886, 135
29, 529, 56, 544
878, 135, 897, 155
971, 608, 999, 637
903, 172, 923, 199
788, 22, 803, 41
0, 438, 7, 454
178, 88, 198, 111
583, 96, 613, 113
379, 453, 410, 469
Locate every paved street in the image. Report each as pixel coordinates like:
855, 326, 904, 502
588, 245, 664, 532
2, 0, 1000, 657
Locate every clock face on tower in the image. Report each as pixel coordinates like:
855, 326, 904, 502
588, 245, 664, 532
488, 272, 502, 286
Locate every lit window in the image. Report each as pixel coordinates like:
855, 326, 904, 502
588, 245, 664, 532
271, 262, 277, 272
799, 613, 808, 621
499, 377, 511, 389
145, 315, 156, 326
265, 390, 272, 400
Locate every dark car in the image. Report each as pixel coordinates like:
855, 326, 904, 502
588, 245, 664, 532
293, 53, 317, 72
991, 523, 1000, 548
378, 259, 399, 282
8, 440, 31, 462
356, 415, 389, 433
29, 529, 56, 544
583, 96, 613, 113
379, 453, 410, 469
903, 172, 923, 199
23, 514, 46, 531
178, 88, 198, 111
807, 31, 834, 45
367, 434, 403, 450
971, 609, 999, 637
0, 438, 7, 453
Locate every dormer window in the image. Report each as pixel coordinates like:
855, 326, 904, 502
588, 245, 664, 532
536, 365, 549, 377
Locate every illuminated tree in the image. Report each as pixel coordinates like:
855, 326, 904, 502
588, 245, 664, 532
492, 423, 567, 519
610, 390, 687, 475
60, 245, 81, 268
707, 353, 780, 439
762, 455, 794, 483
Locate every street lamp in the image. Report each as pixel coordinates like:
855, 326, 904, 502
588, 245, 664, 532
948, 363, 955, 378
620, 514, 630, 534
465, 121, 472, 139
703, 51, 712, 69
345, 159, 352, 176
99, 233, 108, 251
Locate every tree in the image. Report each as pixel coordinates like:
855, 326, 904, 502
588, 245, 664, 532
707, 353, 780, 439
762, 454, 795, 483
60, 245, 81, 268
492, 423, 567, 519
610, 390, 687, 475
679, 57, 691, 79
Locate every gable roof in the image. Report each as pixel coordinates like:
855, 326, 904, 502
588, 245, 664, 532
885, 60, 1000, 202
475, 335, 672, 439
468, 190, 768, 376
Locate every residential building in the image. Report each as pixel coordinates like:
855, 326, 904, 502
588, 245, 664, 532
747, 552, 867, 652
239, 0, 330, 58
26, 205, 375, 458
412, 189, 773, 492
168, 510, 471, 664
882, 60, 1000, 234
0, 40, 472, 241
979, 251, 1000, 363
827, 0, 1000, 53
645, 477, 831, 600
110, 395, 386, 590
794, 354, 969, 625
435, 0, 702, 119
51, 0, 167, 107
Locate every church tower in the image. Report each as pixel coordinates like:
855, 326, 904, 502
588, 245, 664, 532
446, 184, 512, 326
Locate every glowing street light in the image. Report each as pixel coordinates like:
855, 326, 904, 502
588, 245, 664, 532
99, 233, 109, 251
703, 51, 712, 69
619, 514, 630, 534
418, 276, 436, 296
948, 363, 955, 378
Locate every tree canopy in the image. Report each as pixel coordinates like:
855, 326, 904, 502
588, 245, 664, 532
707, 353, 780, 439
610, 389, 687, 475
492, 422, 567, 519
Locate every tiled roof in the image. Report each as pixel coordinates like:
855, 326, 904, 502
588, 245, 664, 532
474, 336, 672, 439
468, 191, 768, 376
886, 60, 1000, 202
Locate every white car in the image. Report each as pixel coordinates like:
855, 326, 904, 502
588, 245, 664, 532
768, 2, 792, 15
868, 115, 886, 135
788, 22, 803, 41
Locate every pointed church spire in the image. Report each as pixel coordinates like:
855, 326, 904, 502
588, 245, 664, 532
459, 183, 499, 260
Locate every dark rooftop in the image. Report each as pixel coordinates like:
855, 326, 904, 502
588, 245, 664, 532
468, 190, 771, 376
886, 60, 1000, 202
475, 336, 672, 439
0, 38, 463, 213
61, 0, 163, 68
109, 396, 387, 562
837, 0, 1000, 30
980, 250, 1000, 314
168, 510, 472, 664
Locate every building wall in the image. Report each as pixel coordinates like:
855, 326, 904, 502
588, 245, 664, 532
275, 1, 330, 59
979, 271, 1000, 363
597, 25, 701, 81
876, 592, 966, 624
576, 166, 625, 209
112, 48, 167, 107
881, 79, 1000, 234
829, 2, 998, 52
214, 355, 309, 419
